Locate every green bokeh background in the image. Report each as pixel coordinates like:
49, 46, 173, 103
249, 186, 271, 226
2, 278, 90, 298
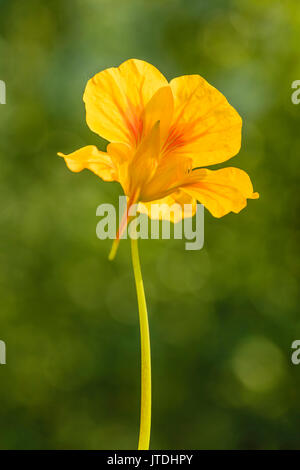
0, 0, 299, 449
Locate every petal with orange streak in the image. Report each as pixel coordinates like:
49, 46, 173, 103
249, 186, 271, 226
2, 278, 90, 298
168, 75, 242, 167
142, 86, 174, 145
141, 153, 193, 202
128, 121, 161, 196
106, 142, 133, 194
83, 59, 168, 146
181, 167, 259, 218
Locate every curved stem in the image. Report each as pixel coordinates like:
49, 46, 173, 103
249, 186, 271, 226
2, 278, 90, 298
131, 238, 151, 450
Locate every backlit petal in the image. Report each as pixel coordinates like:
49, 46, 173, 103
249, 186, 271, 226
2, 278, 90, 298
181, 167, 259, 218
106, 142, 133, 193
142, 86, 174, 145
58, 146, 118, 181
83, 59, 168, 146
168, 75, 242, 167
141, 154, 192, 202
128, 121, 161, 196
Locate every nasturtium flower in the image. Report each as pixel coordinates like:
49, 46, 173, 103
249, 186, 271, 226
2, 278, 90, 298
58, 59, 259, 450
59, 59, 258, 226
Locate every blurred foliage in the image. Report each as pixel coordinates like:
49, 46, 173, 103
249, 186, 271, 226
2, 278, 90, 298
0, 0, 300, 450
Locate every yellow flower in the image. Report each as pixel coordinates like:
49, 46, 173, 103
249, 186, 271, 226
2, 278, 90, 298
58, 59, 259, 450
59, 59, 258, 222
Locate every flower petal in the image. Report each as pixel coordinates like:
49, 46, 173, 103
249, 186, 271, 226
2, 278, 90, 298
106, 142, 133, 193
181, 167, 259, 217
83, 59, 168, 146
141, 153, 193, 202
142, 86, 174, 145
58, 146, 118, 181
128, 121, 161, 196
168, 75, 242, 167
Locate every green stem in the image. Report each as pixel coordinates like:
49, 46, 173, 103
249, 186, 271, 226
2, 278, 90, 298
131, 238, 151, 450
